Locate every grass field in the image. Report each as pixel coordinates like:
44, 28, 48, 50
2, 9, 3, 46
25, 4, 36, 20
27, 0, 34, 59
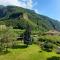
0, 44, 60, 60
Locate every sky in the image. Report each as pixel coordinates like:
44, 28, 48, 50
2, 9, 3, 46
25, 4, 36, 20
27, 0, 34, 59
0, 0, 60, 20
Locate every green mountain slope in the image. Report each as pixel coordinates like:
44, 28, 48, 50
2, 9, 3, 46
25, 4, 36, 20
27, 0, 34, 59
0, 5, 60, 32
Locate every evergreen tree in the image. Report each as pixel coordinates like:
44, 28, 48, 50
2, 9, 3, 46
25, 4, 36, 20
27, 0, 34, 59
23, 23, 32, 46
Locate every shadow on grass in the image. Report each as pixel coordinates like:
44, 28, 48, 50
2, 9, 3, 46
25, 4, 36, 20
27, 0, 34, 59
41, 48, 52, 52
47, 56, 60, 60
39, 51, 42, 53
0, 50, 10, 55
12, 45, 28, 49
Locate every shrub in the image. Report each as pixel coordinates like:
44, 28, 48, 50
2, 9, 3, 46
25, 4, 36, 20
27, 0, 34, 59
0, 25, 17, 52
47, 56, 60, 60
41, 42, 53, 52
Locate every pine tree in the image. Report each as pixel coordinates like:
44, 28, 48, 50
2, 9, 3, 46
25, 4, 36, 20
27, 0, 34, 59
23, 24, 32, 46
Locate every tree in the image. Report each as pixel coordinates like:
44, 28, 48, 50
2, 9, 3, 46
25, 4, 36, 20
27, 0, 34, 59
23, 24, 32, 46
41, 42, 53, 52
0, 25, 17, 52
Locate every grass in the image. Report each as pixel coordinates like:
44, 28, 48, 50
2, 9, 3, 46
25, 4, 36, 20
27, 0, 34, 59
39, 35, 60, 44
40, 35, 60, 41
0, 44, 60, 60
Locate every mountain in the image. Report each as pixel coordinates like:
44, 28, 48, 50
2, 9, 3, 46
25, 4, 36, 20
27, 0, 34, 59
0, 5, 60, 32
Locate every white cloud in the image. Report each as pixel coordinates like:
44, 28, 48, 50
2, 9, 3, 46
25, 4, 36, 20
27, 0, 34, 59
35, 9, 39, 14
0, 0, 33, 9
0, 0, 39, 13
0, 0, 20, 6
26, 0, 32, 9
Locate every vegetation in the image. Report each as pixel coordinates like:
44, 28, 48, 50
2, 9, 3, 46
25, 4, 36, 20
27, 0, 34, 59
0, 6, 60, 31
23, 24, 32, 46
39, 35, 60, 46
0, 44, 59, 60
0, 5, 60, 60
0, 25, 17, 52
41, 42, 53, 52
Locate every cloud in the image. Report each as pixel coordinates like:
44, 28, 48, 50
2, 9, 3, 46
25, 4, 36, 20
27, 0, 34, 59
0, 0, 39, 13
26, 0, 32, 9
35, 9, 39, 14
0, 0, 33, 9
0, 0, 20, 6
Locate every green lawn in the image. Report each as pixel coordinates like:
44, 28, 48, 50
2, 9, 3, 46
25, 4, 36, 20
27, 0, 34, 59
0, 44, 60, 60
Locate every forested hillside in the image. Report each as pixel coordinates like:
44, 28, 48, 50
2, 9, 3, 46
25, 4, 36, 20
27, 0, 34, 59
0, 5, 60, 31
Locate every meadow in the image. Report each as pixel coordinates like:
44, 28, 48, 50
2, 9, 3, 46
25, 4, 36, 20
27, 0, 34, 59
0, 25, 60, 60
0, 44, 60, 60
